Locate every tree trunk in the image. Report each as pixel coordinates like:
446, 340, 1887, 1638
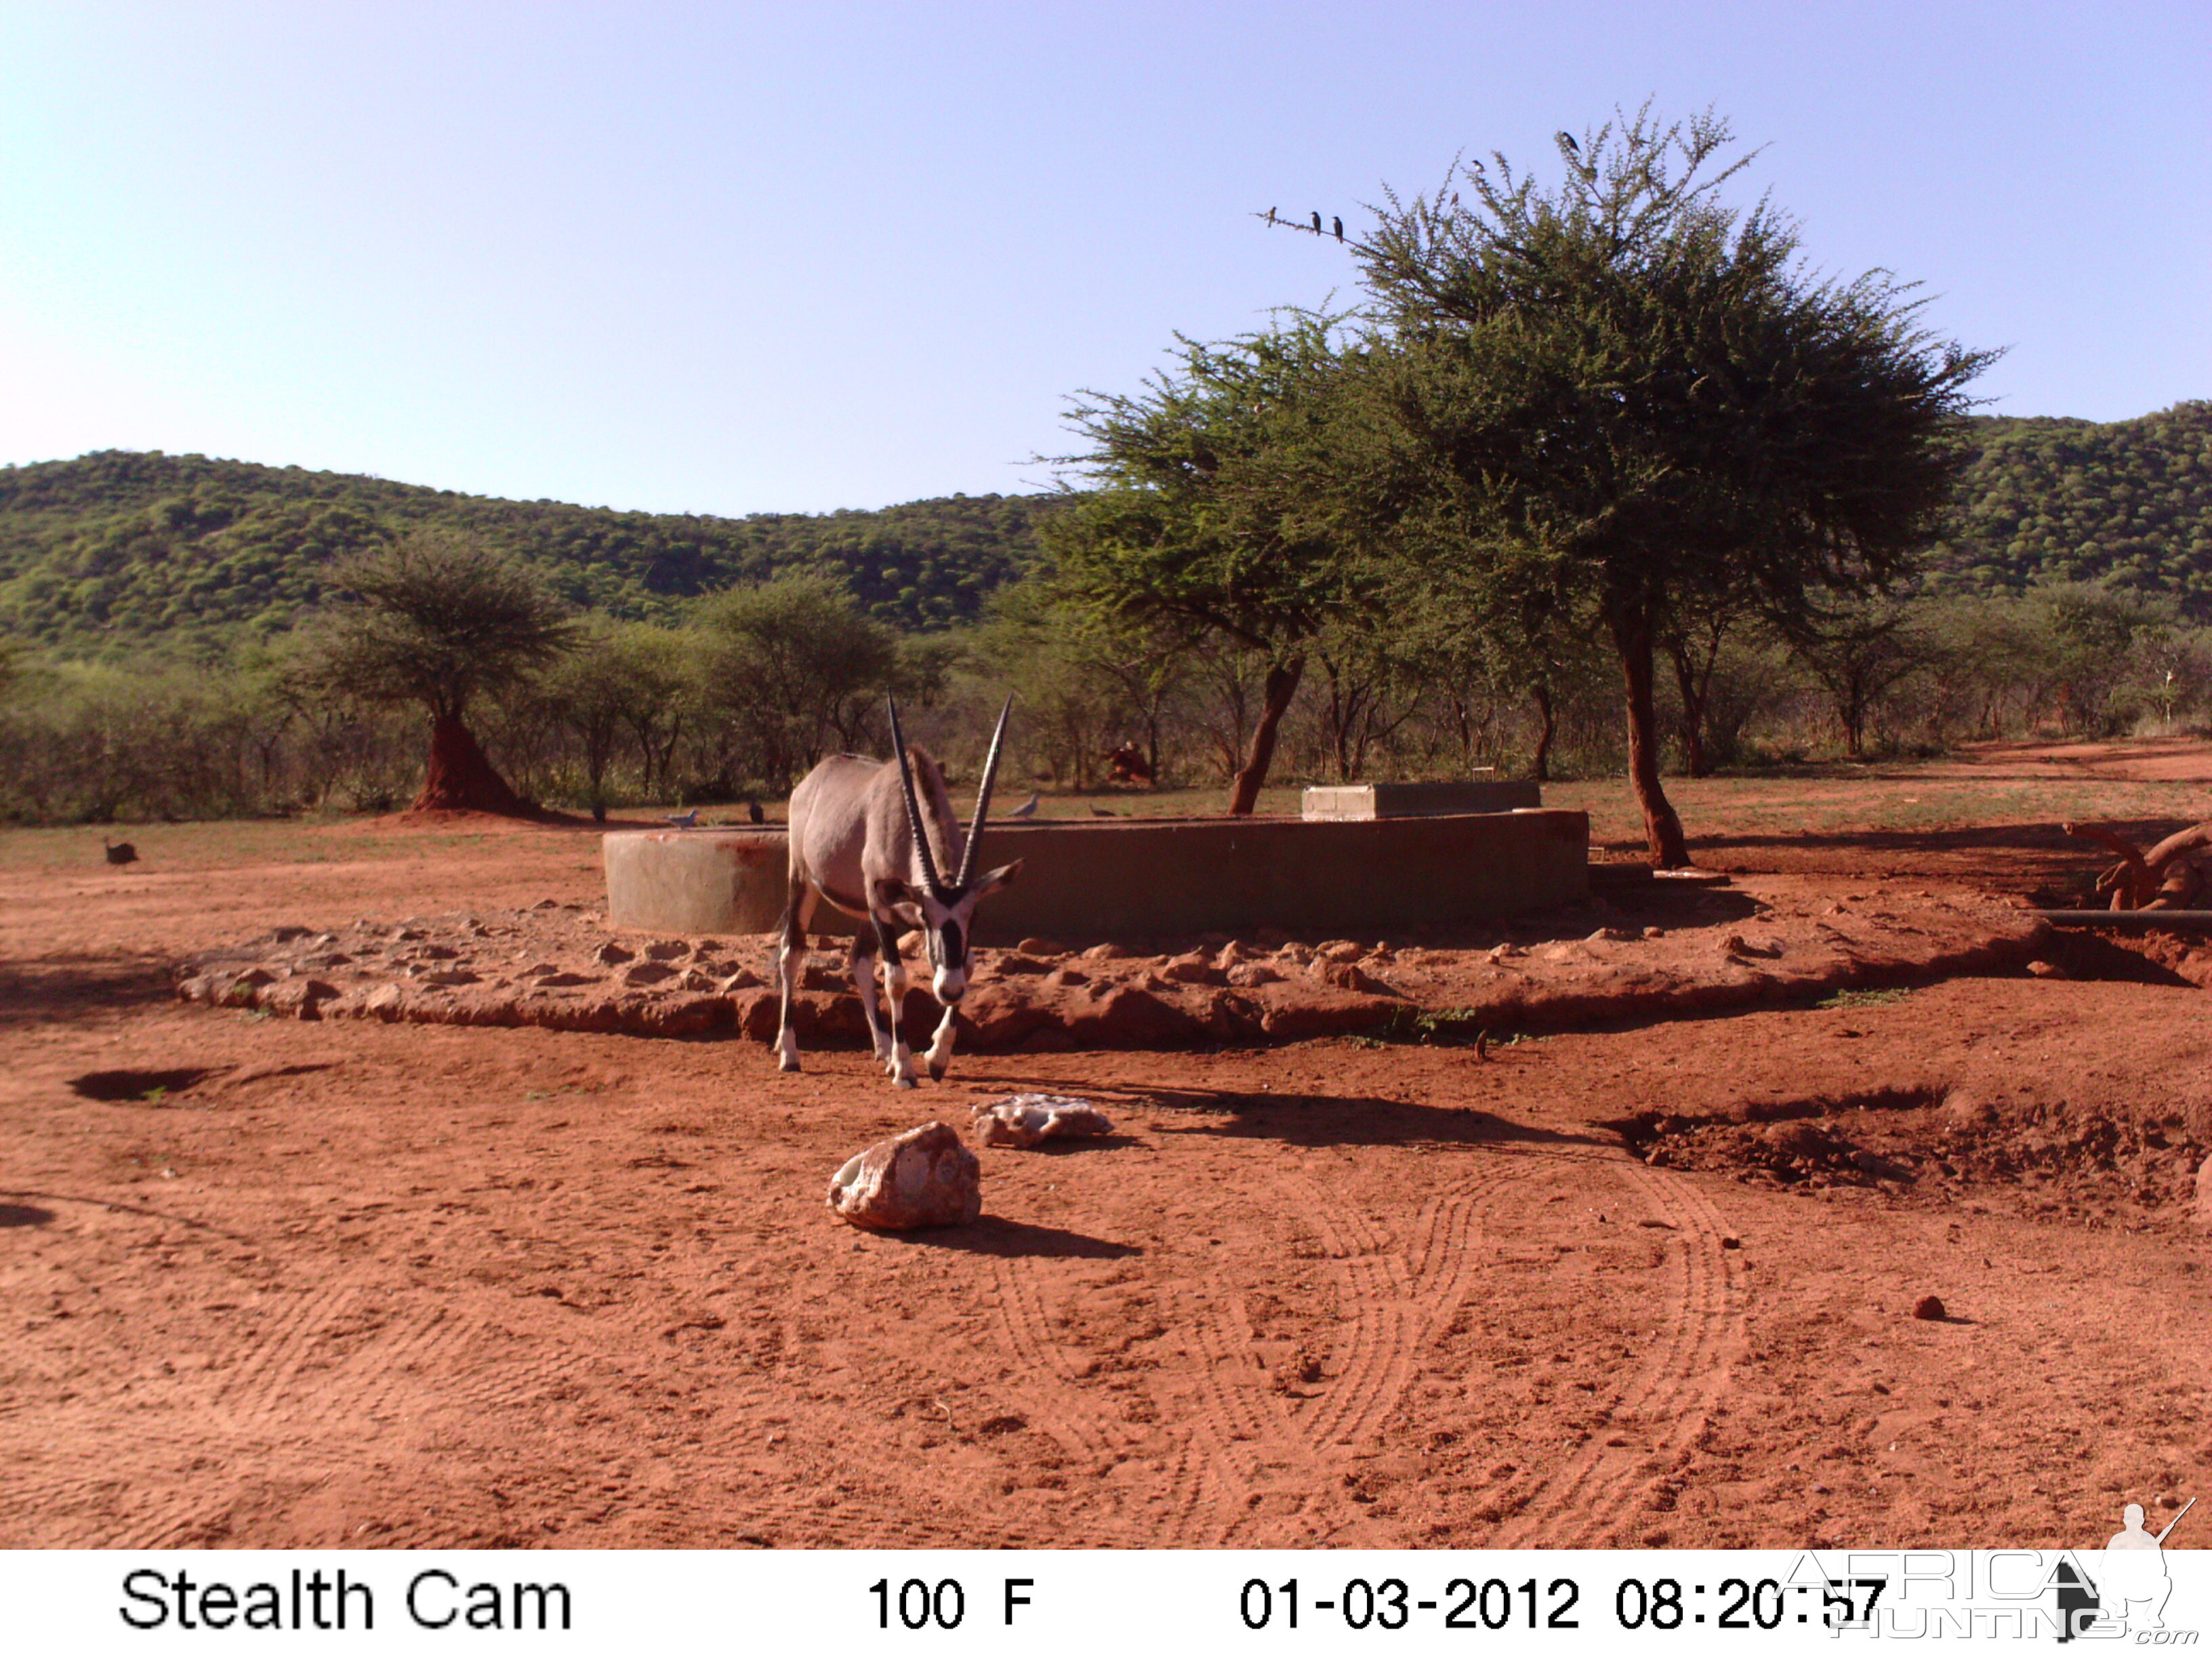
1227, 656, 1305, 816
413, 712, 531, 815
1614, 609, 1691, 867
1530, 683, 1556, 783
1668, 635, 1710, 778
1840, 681, 1868, 759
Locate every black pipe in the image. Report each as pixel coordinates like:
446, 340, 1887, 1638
2033, 909, 2212, 932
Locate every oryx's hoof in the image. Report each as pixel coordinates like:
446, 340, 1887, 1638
927, 1061, 947, 1082
893, 1073, 918, 1090
778, 1057, 802, 1074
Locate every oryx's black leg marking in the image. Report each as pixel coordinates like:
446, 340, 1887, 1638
873, 906, 920, 1088
926, 917, 964, 1080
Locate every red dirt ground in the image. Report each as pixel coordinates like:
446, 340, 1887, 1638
5, 750, 2211, 1550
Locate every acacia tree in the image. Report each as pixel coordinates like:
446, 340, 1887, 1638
1345, 106, 1994, 863
545, 619, 697, 819
1792, 596, 1928, 757
313, 529, 577, 814
1372, 525, 1603, 781
1044, 321, 1380, 814
691, 573, 897, 792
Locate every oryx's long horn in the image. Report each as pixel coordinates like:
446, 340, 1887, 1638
885, 695, 947, 899
956, 695, 1013, 890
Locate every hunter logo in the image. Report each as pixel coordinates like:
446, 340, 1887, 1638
2057, 1498, 2196, 1642
1790, 1499, 2198, 1641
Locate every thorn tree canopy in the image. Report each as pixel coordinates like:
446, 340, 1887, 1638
1347, 104, 1997, 865
1042, 319, 1382, 814
314, 529, 579, 815
691, 572, 899, 792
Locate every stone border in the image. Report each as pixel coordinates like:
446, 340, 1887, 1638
176, 883, 2053, 1050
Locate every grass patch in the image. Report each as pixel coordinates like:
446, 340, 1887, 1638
1815, 987, 1912, 1010
1349, 1008, 1539, 1048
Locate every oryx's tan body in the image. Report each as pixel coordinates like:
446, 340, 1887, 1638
775, 701, 1018, 1088
783, 751, 966, 930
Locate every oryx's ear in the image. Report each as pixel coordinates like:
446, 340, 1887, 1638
972, 859, 1021, 897
873, 878, 926, 926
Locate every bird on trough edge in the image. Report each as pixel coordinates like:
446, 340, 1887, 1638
104, 838, 138, 865
665, 809, 700, 828
1006, 792, 1040, 819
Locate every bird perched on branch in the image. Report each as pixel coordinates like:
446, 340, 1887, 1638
1266, 205, 1277, 224
103, 838, 138, 865
1557, 130, 1579, 155
1332, 215, 1344, 242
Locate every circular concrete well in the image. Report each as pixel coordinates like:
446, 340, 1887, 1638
605, 810, 1589, 943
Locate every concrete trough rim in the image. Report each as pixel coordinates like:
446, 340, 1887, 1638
604, 810, 1591, 943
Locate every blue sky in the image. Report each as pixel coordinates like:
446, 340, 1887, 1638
2, 1, 2205, 516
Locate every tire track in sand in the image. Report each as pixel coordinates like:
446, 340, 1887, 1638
210, 1280, 363, 1430
1159, 1274, 1351, 1545
1296, 1172, 1496, 1453
1160, 1157, 1521, 1544
1490, 1158, 1746, 1547
986, 1256, 1205, 1549
8, 1279, 365, 1545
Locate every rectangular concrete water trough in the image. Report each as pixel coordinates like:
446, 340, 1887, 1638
604, 809, 1589, 943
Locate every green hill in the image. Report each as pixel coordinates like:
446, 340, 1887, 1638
5, 404, 2208, 655
0, 451, 1054, 655
1926, 401, 2212, 614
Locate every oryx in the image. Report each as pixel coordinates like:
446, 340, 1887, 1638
774, 696, 1021, 1088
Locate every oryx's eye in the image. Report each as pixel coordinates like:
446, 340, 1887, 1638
941, 920, 964, 964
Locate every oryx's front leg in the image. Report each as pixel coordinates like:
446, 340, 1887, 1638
848, 930, 891, 1067
924, 1004, 959, 1082
872, 909, 920, 1088
773, 876, 815, 1073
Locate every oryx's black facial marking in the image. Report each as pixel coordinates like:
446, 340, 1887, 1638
939, 919, 964, 967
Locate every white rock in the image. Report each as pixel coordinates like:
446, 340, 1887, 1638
971, 1094, 1115, 1149
827, 1122, 982, 1230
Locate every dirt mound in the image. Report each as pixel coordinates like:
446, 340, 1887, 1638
1612, 1086, 2205, 1232
175, 876, 2053, 1050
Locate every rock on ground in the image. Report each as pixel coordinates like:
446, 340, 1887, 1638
827, 1122, 982, 1231
971, 1094, 1115, 1148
